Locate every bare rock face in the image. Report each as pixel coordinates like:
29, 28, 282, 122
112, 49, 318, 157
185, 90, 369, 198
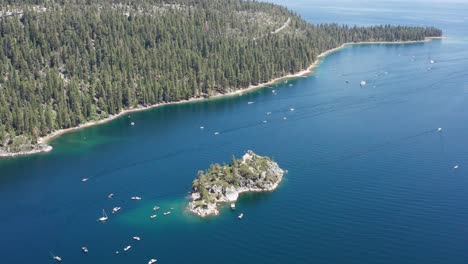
187, 150, 284, 217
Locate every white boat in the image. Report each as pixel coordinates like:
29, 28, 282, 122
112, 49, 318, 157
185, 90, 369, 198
153, 206, 160, 211
131, 122, 135, 126
148, 259, 158, 264
108, 193, 114, 199
262, 120, 268, 123
290, 108, 295, 111
98, 209, 108, 222
360, 80, 367, 86
247, 101, 255, 104
230, 203, 235, 210
214, 132, 220, 135
238, 213, 244, 219
133, 236, 141, 241
163, 212, 171, 216
150, 214, 157, 219
131, 196, 142, 200
288, 84, 293, 87
283, 117, 287, 120
430, 59, 435, 64
454, 165, 459, 169
200, 126, 204, 129
82, 178, 88, 182
81, 247, 88, 253
437, 128, 442, 132
53, 255, 62, 262
112, 207, 121, 214
124, 245, 131, 252
266, 112, 271, 115
272, 90, 276, 93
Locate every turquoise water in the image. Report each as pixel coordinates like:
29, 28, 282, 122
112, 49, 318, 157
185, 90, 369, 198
1, 1, 468, 263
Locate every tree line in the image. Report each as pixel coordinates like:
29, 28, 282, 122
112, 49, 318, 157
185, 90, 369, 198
0, 0, 442, 148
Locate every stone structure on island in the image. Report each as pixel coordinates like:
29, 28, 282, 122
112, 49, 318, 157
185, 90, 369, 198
188, 150, 284, 217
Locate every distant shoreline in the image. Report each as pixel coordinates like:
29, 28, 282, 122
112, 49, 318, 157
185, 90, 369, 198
0, 37, 444, 158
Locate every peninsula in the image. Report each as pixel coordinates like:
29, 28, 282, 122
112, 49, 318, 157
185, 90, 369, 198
0, 0, 442, 157
188, 151, 284, 217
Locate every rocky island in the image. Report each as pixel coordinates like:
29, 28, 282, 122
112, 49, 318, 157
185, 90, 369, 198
188, 151, 284, 217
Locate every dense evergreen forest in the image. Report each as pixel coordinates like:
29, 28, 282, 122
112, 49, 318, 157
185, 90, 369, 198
0, 0, 442, 153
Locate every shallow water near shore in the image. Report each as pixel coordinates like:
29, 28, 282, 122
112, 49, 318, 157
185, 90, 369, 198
1, 1, 468, 263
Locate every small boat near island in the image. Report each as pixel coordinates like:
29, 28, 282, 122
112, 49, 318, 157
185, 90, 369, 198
131, 196, 142, 200
81, 247, 88, 253
98, 209, 108, 222
148, 259, 158, 264
230, 203, 235, 210
238, 213, 244, 219
112, 207, 121, 213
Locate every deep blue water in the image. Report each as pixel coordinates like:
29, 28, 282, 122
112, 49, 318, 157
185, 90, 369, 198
1, 1, 468, 263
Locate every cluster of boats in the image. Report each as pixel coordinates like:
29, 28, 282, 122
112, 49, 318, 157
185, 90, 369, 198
51, 194, 170, 262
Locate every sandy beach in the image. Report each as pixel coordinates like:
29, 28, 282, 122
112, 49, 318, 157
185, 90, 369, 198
1, 37, 444, 158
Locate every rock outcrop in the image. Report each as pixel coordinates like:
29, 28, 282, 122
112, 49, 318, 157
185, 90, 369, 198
188, 150, 284, 217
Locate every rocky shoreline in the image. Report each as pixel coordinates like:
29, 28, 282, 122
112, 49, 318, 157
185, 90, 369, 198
188, 151, 284, 217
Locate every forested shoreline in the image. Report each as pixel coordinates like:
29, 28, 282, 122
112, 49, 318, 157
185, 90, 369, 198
0, 0, 442, 155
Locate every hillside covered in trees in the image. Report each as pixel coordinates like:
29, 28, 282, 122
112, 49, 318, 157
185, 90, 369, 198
0, 0, 442, 155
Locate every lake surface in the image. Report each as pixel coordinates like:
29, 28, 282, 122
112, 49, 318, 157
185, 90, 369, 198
1, 1, 468, 263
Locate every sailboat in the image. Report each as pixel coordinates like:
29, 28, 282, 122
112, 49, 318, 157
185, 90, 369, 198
98, 209, 108, 222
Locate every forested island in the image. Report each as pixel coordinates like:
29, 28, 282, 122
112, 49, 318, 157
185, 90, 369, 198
0, 0, 442, 156
188, 151, 284, 217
